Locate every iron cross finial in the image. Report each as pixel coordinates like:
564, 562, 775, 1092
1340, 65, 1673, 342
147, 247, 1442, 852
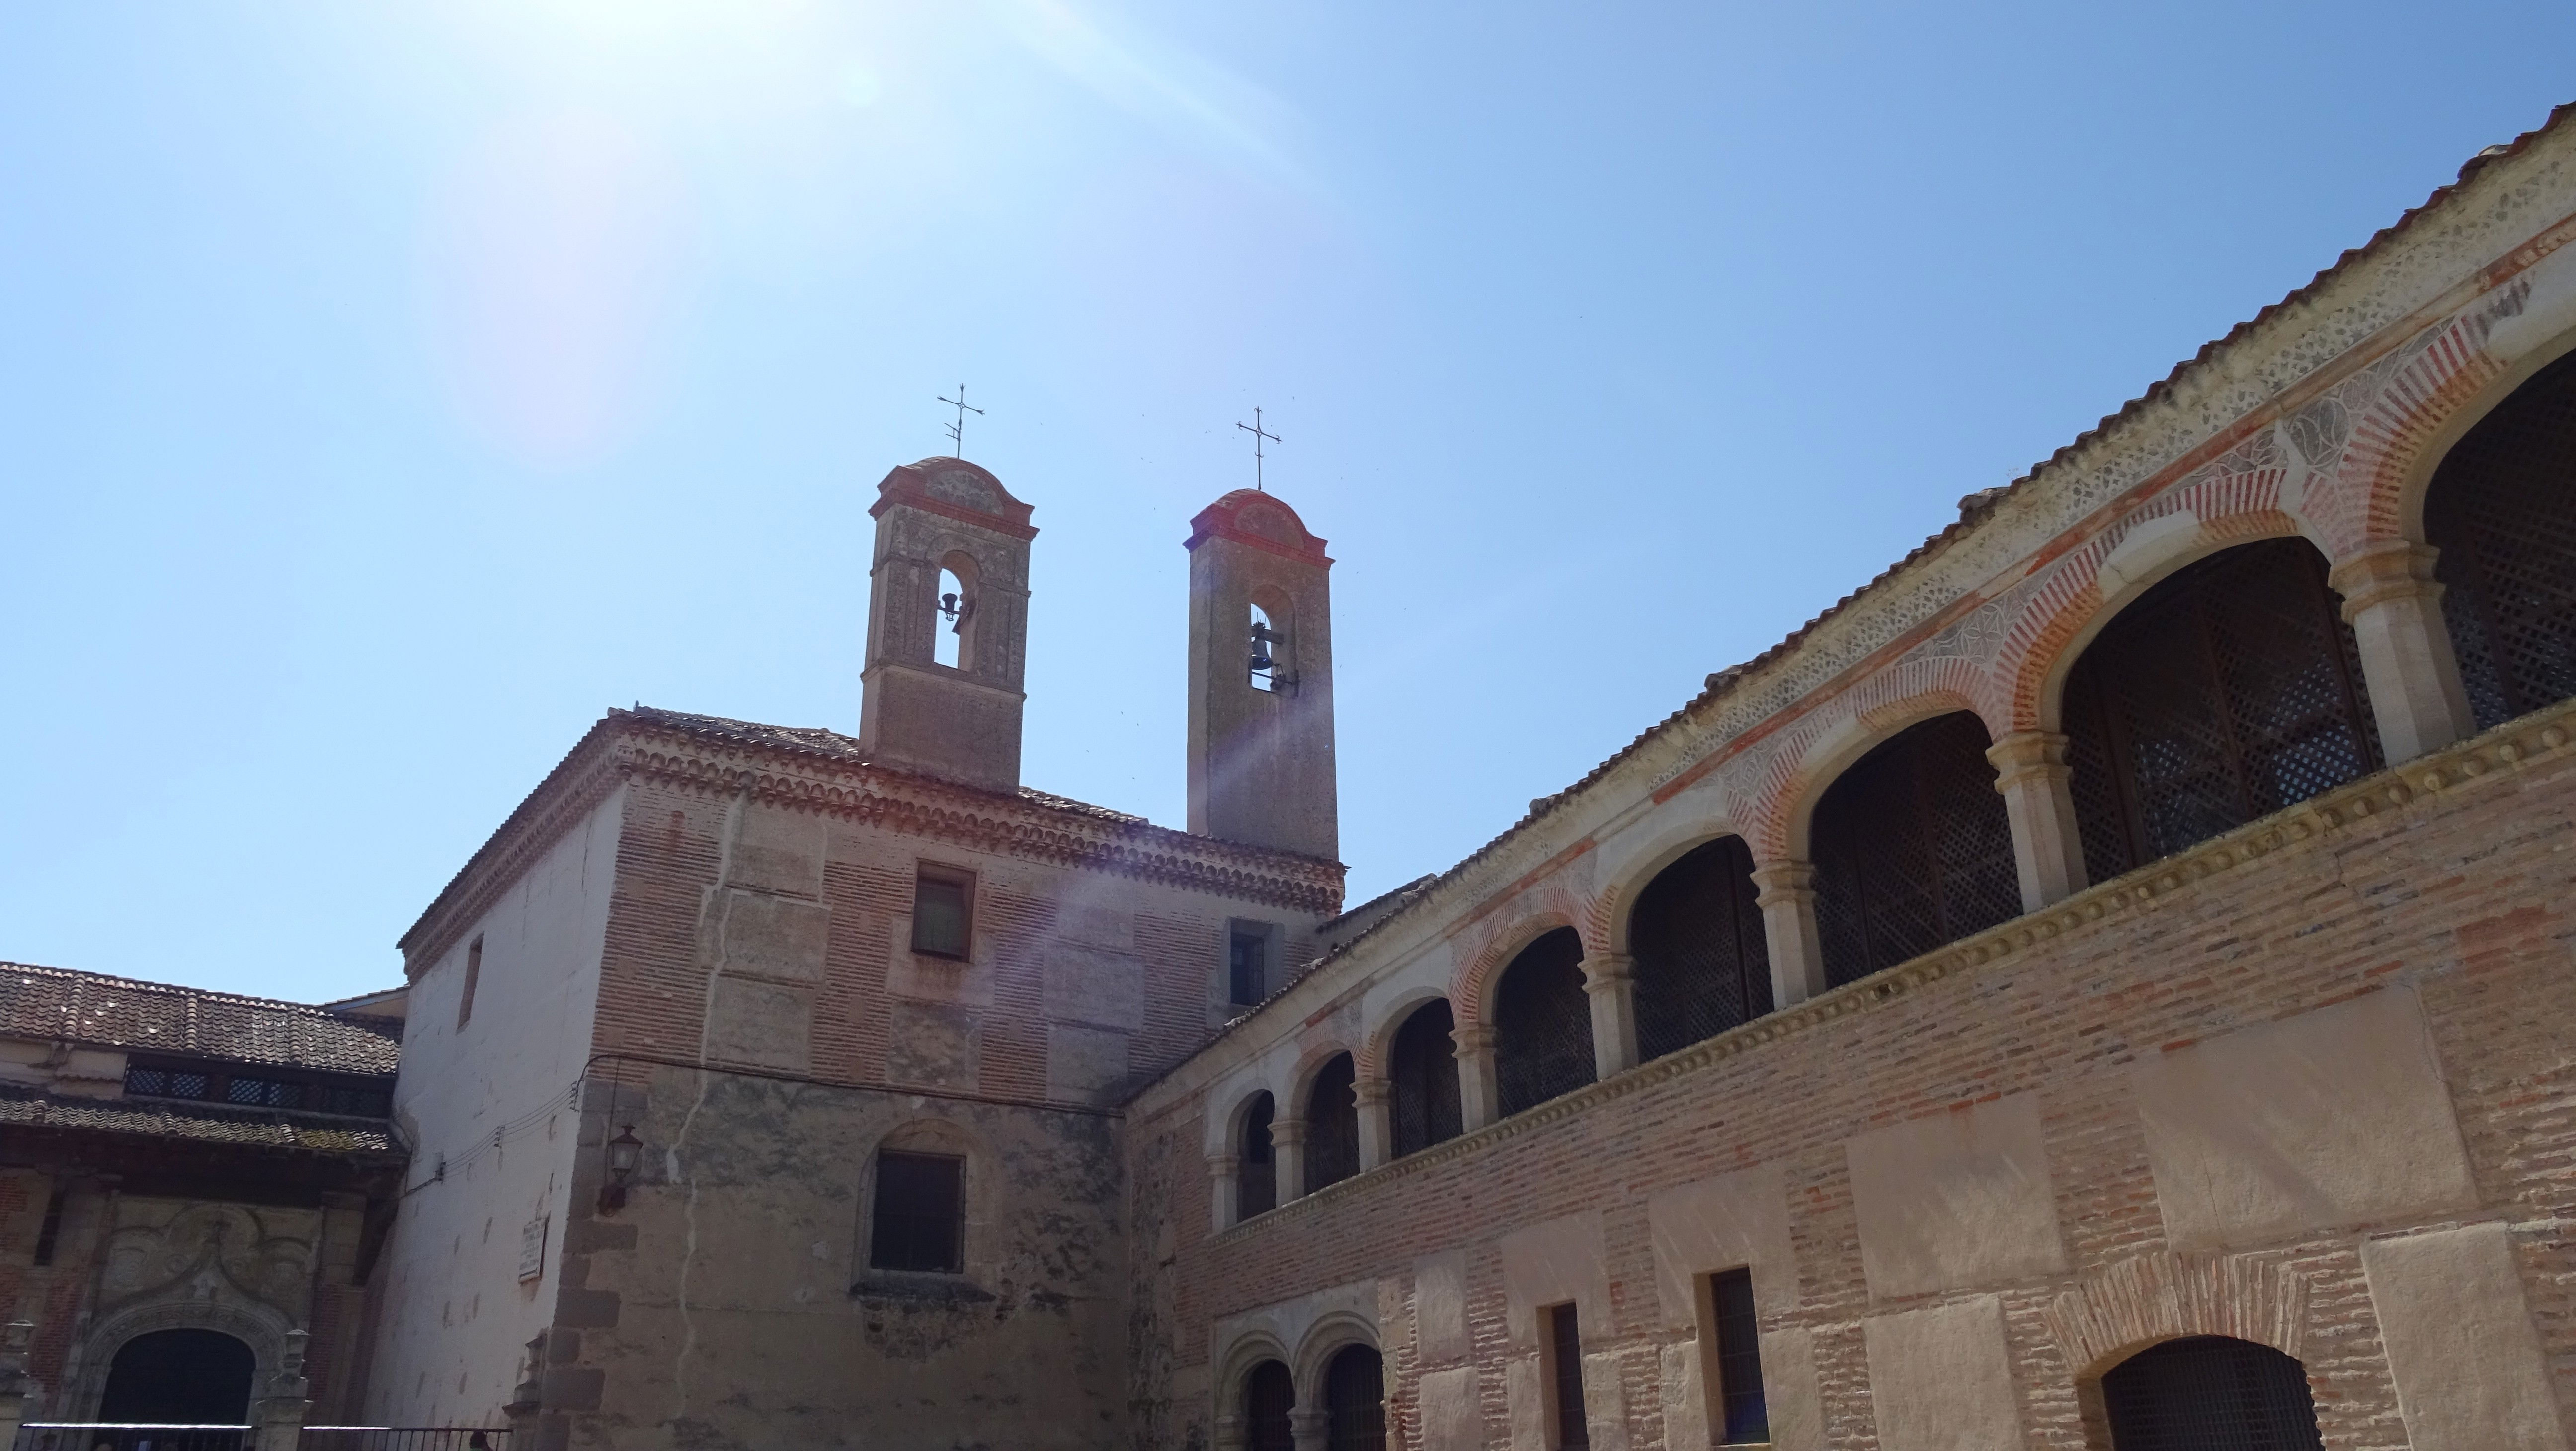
939, 385, 984, 457
1235, 407, 1280, 492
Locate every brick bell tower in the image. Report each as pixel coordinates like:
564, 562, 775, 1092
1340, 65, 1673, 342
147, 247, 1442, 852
1186, 489, 1339, 860
859, 457, 1035, 792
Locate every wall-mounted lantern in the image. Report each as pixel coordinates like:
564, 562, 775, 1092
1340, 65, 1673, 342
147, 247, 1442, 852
598, 1125, 643, 1213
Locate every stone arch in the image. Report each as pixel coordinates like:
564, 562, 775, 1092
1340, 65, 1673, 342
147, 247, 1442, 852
68, 1295, 295, 1421
1285, 1040, 1360, 1112
1763, 690, 1985, 861
1359, 986, 1450, 1079
1453, 909, 1583, 1027
1215, 1328, 1298, 1425
1211, 1078, 1279, 1156
1292, 1311, 1381, 1395
2040, 1250, 2310, 1383
2011, 509, 2314, 734
1593, 817, 1747, 956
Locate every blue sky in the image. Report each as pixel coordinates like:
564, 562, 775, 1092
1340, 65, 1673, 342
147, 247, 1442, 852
5, 2, 2572, 1003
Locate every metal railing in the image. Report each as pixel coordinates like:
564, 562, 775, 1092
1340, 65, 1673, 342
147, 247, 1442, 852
14, 1427, 250, 1451
301, 1432, 509, 1451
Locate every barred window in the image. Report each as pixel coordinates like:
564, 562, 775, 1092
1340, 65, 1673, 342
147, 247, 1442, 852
869, 1150, 964, 1273
2061, 538, 2380, 883
1494, 929, 1594, 1117
1238, 1092, 1277, 1219
1304, 1054, 1360, 1193
225, 1075, 305, 1109
911, 867, 974, 959
1324, 1344, 1386, 1451
2426, 346, 2576, 729
1230, 925, 1272, 1007
2100, 1336, 2323, 1451
1630, 836, 1772, 1061
1546, 1302, 1590, 1449
1812, 712, 2020, 986
1388, 999, 1463, 1156
1708, 1268, 1769, 1445
1244, 1359, 1296, 1451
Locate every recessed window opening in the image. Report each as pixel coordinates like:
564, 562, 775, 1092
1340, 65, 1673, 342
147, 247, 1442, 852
1249, 602, 1284, 691
1305, 1053, 1360, 1194
1238, 1092, 1277, 1218
1810, 712, 2020, 986
2099, 1335, 2323, 1451
1244, 1359, 1297, 1451
912, 866, 973, 959
457, 934, 483, 1030
934, 565, 970, 669
2424, 345, 2576, 729
2060, 537, 2382, 882
1324, 1343, 1387, 1451
1545, 1302, 1590, 1449
868, 1150, 964, 1273
1705, 1268, 1768, 1445
1494, 928, 1594, 1116
1631, 837, 1772, 1061
1389, 998, 1463, 1156
32, 1188, 65, 1266
1230, 924, 1272, 1007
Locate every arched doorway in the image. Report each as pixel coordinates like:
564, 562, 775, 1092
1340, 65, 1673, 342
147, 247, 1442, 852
2098, 1335, 2323, 1451
98, 1327, 256, 1425
1811, 712, 2020, 985
1243, 1358, 1296, 1451
1388, 999, 1463, 1156
2059, 537, 2380, 882
2426, 345, 2576, 729
1324, 1343, 1386, 1451
1492, 928, 1594, 1116
1305, 1053, 1360, 1194
1629, 835, 1771, 1060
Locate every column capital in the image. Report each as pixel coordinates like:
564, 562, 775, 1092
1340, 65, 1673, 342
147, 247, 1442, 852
1289, 1407, 1332, 1451
1451, 1023, 1499, 1056
1984, 730, 2072, 785
1268, 1117, 1309, 1149
1749, 859, 1817, 906
1579, 950, 1635, 990
1353, 1075, 1392, 1107
1207, 1152, 1241, 1179
2328, 539, 2446, 620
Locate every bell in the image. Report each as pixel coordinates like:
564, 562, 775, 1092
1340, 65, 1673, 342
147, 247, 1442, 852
1248, 642, 1275, 673
938, 591, 960, 623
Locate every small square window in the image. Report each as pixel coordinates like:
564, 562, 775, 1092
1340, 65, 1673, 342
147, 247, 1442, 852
911, 868, 973, 959
870, 1150, 965, 1273
1228, 925, 1272, 1006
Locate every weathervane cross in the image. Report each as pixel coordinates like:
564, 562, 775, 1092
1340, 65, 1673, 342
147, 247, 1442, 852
939, 385, 983, 457
1235, 407, 1280, 492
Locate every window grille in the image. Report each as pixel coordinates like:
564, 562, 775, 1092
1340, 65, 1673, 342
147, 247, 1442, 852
1230, 927, 1271, 1006
1494, 929, 1595, 1117
1324, 1345, 1386, 1451
225, 1075, 305, 1109
911, 868, 973, 959
2099, 1335, 2324, 1451
1244, 1360, 1297, 1451
1304, 1054, 1360, 1194
1239, 1093, 1277, 1218
1631, 837, 1772, 1061
1812, 712, 2020, 987
2062, 538, 2381, 883
1708, 1268, 1768, 1445
868, 1151, 964, 1273
2426, 346, 2576, 729
1547, 1303, 1590, 1449
1389, 999, 1464, 1156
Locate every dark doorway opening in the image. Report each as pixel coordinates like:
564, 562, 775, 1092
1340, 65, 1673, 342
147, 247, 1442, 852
1324, 1343, 1386, 1451
2099, 1335, 2324, 1451
95, 1327, 255, 1449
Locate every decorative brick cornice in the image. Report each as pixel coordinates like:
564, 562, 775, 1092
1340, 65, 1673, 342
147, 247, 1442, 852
1205, 695, 2576, 1237
402, 709, 1345, 975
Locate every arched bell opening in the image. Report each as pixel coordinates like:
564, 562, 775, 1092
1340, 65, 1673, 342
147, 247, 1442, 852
2425, 345, 2576, 730
98, 1326, 257, 1428
1242, 1358, 1297, 1451
1304, 1052, 1360, 1194
1493, 928, 1594, 1116
1629, 836, 1771, 1060
1811, 712, 2019, 986
1324, 1343, 1387, 1451
1388, 998, 1463, 1156
2096, 1335, 2323, 1451
2059, 537, 2381, 882
1238, 1091, 1277, 1219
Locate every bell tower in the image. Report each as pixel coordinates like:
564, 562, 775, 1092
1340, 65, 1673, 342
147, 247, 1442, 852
858, 457, 1036, 793
1186, 489, 1339, 860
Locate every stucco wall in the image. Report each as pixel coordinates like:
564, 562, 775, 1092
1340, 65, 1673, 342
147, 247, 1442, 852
366, 785, 622, 1427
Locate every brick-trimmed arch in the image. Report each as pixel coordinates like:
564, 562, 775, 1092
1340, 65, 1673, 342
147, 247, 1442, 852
2041, 1250, 2310, 1380
1452, 906, 1585, 1026
1590, 819, 1749, 957
2307, 305, 2519, 560
1752, 688, 1986, 861
1358, 987, 1450, 1080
